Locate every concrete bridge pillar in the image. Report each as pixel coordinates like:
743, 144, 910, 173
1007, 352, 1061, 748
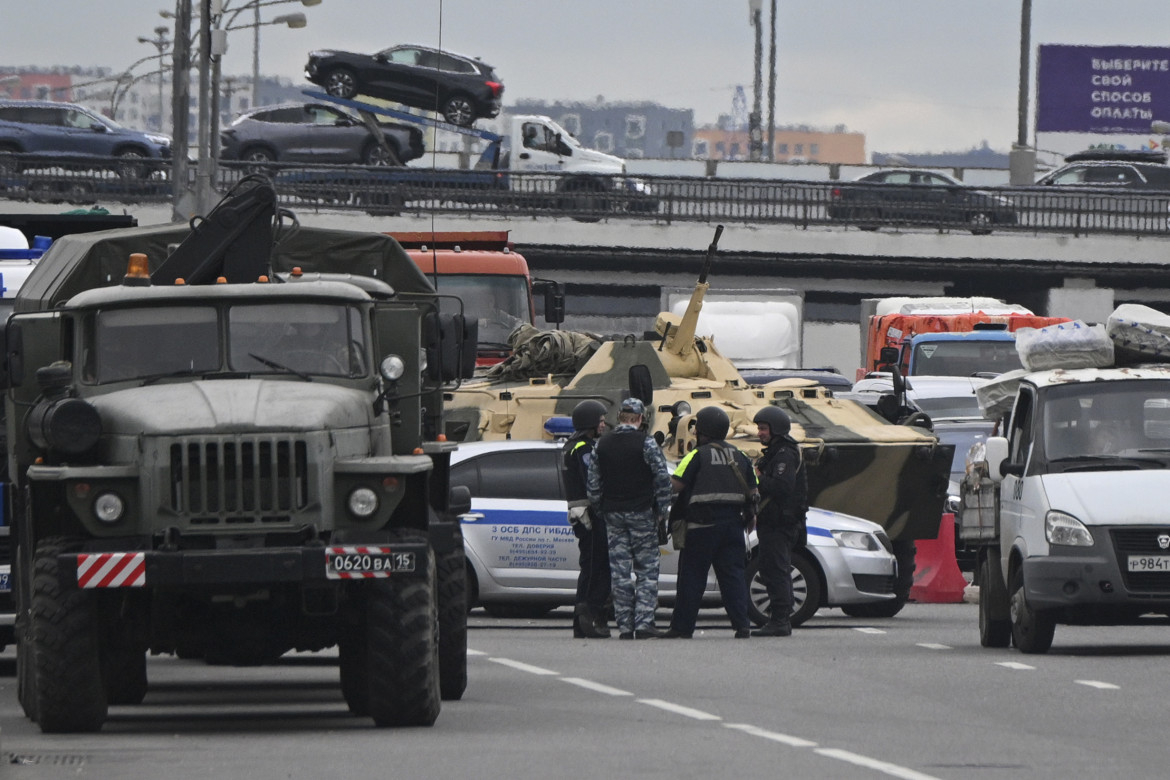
1047, 278, 1114, 324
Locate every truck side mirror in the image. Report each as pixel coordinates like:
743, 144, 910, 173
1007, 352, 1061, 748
878, 346, 899, 370
425, 312, 478, 382
449, 485, 471, 516
0, 319, 23, 389
984, 436, 1012, 482
532, 279, 565, 326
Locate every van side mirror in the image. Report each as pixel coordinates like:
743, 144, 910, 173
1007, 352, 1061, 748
984, 436, 1013, 482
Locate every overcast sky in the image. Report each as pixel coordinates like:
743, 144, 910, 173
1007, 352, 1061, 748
7, 0, 1170, 155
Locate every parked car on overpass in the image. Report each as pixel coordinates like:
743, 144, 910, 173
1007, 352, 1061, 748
1035, 149, 1170, 190
828, 168, 1018, 234
219, 101, 424, 168
305, 44, 503, 127
451, 440, 897, 627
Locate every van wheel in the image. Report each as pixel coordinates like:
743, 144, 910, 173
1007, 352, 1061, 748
558, 180, 608, 223
979, 555, 1012, 648
745, 549, 822, 627
1010, 566, 1054, 654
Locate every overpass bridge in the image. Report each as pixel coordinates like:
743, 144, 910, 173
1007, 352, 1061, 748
5, 200, 1170, 372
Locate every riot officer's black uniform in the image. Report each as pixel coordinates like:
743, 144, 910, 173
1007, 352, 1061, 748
563, 400, 611, 638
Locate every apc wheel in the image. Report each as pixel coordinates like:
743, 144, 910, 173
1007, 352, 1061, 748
367, 545, 440, 727
436, 546, 468, 701
1010, 566, 1055, 654
745, 549, 822, 628
103, 645, 148, 705
979, 555, 1012, 648
324, 68, 358, 99
362, 140, 401, 167
441, 94, 475, 127
31, 538, 107, 733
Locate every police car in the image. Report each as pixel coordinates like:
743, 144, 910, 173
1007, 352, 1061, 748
452, 440, 897, 626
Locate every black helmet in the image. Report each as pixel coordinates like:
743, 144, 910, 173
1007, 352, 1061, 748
694, 406, 730, 440
753, 406, 791, 439
571, 400, 607, 431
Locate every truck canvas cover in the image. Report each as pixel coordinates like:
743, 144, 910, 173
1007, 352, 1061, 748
15, 224, 437, 311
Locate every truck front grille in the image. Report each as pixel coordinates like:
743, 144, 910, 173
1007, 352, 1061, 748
1112, 527, 1170, 592
169, 437, 309, 520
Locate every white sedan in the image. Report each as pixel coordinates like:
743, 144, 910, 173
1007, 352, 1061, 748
452, 441, 898, 626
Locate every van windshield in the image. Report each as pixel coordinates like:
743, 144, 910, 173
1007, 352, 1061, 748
1041, 380, 1170, 469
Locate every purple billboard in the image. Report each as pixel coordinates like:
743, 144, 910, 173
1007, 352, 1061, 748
1037, 44, 1170, 133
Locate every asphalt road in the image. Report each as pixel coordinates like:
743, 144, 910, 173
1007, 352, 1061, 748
0, 602, 1168, 779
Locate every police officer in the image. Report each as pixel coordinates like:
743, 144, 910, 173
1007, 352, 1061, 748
663, 407, 756, 639
751, 406, 807, 637
586, 398, 672, 639
563, 400, 612, 639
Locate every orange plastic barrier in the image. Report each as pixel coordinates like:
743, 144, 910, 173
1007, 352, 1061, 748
909, 513, 968, 603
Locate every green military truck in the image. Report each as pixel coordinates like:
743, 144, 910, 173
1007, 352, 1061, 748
2, 179, 473, 732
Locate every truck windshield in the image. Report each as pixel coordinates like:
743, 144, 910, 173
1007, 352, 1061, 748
87, 306, 220, 383
911, 339, 1022, 376
1042, 381, 1170, 466
228, 302, 368, 378
431, 275, 530, 346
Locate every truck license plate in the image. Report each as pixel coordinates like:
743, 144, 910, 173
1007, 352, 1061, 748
1127, 555, 1170, 572
325, 547, 415, 579
0, 566, 9, 593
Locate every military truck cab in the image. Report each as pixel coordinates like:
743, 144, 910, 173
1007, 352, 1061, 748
964, 366, 1170, 653
3, 181, 473, 733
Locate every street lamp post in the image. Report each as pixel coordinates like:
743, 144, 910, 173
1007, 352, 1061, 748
748, 0, 763, 161
137, 25, 172, 131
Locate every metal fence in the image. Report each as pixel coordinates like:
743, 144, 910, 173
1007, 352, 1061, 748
3, 155, 1169, 238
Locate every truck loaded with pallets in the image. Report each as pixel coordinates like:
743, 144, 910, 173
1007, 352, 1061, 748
3, 177, 475, 732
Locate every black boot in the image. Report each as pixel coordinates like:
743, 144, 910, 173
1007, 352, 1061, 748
574, 603, 610, 639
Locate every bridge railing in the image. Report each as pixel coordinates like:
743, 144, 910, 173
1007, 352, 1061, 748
2, 155, 1169, 238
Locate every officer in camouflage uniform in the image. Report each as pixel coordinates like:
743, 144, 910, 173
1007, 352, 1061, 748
563, 399, 612, 639
587, 398, 672, 639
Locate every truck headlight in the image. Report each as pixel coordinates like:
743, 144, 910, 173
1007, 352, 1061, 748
347, 487, 379, 518
832, 530, 881, 551
1045, 510, 1093, 547
380, 354, 405, 382
93, 492, 125, 524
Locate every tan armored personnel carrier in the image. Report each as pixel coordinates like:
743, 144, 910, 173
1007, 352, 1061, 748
443, 227, 953, 613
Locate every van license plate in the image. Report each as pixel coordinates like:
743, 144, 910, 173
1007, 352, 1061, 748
325, 547, 416, 579
1127, 555, 1170, 572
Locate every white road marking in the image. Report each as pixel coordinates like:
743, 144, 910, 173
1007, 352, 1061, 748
560, 677, 632, 696
815, 748, 943, 780
995, 661, 1036, 670
637, 698, 722, 721
916, 643, 951, 650
489, 657, 560, 675
1075, 679, 1120, 690
467, 649, 487, 656
724, 722, 817, 747
854, 627, 887, 634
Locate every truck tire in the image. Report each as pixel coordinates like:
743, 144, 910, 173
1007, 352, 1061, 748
14, 543, 38, 722
978, 554, 1011, 648
745, 549, 823, 628
367, 546, 440, 727
557, 179, 607, 223
436, 546, 468, 701
1009, 565, 1055, 654
31, 538, 108, 733
103, 644, 148, 705
338, 630, 369, 717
